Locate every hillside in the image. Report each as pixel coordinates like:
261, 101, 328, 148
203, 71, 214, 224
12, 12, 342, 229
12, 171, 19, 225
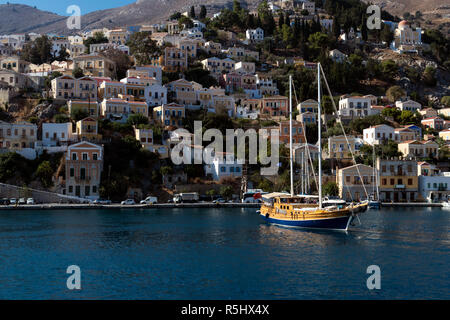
0, 1, 241, 35
0, 3, 65, 34
0, 1, 448, 35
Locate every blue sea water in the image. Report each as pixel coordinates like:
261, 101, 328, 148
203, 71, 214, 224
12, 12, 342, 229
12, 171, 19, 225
0, 207, 448, 299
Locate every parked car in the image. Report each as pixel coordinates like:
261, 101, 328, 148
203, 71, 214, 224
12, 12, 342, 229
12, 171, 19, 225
18, 198, 26, 205
121, 199, 136, 205
93, 199, 112, 205
140, 196, 158, 205
26, 198, 35, 205
0, 198, 10, 205
213, 198, 226, 204
9, 198, 17, 205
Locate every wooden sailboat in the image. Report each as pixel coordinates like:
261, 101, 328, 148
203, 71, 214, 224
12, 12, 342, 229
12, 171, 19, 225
259, 63, 368, 231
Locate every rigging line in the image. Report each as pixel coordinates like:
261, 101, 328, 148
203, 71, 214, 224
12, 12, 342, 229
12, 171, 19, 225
319, 64, 369, 199
291, 78, 320, 194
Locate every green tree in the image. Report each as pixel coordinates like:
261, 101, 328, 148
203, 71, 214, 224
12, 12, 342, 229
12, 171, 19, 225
380, 59, 398, 81
55, 114, 69, 123
386, 85, 406, 102
257, 0, 276, 35
101, 48, 133, 80
178, 16, 194, 29
57, 46, 70, 61
70, 108, 89, 121
72, 66, 84, 78
127, 114, 149, 126
199, 5, 207, 19
127, 32, 161, 65
323, 181, 338, 196
220, 185, 233, 200
422, 66, 437, 86
21, 35, 53, 64
441, 96, 450, 107
380, 23, 394, 44
36, 161, 53, 188
83, 32, 108, 54
189, 6, 196, 18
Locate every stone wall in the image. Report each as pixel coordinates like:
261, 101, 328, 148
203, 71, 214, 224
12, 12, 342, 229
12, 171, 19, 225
0, 182, 86, 203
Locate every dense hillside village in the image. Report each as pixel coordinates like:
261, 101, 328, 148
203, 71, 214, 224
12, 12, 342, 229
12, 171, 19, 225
0, 0, 449, 204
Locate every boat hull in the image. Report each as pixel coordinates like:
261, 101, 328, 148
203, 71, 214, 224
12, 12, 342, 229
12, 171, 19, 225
261, 214, 353, 231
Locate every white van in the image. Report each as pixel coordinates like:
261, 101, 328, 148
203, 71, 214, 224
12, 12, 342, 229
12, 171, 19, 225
140, 196, 158, 205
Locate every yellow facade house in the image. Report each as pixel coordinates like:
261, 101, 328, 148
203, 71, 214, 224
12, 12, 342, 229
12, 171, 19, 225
68, 100, 99, 118
337, 164, 375, 201
76, 117, 102, 143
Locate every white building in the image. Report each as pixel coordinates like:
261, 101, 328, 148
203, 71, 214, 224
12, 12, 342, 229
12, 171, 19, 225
144, 84, 167, 107
363, 124, 395, 146
391, 20, 422, 53
246, 28, 264, 42
395, 99, 422, 112
204, 150, 243, 181
42, 122, 74, 146
338, 95, 374, 118
419, 173, 450, 202
329, 49, 348, 63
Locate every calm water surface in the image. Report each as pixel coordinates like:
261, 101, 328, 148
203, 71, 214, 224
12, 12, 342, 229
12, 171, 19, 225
0, 207, 448, 299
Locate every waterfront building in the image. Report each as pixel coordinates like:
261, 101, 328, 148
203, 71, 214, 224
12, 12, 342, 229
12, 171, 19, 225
65, 141, 103, 200
418, 172, 450, 202
337, 164, 375, 201
204, 151, 243, 181
417, 161, 440, 176
376, 158, 419, 202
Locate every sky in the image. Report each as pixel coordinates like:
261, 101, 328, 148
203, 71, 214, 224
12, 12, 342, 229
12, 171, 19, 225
0, 0, 136, 15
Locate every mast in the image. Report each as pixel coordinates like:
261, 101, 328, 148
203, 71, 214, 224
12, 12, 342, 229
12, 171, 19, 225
318, 63, 323, 209
289, 75, 294, 197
